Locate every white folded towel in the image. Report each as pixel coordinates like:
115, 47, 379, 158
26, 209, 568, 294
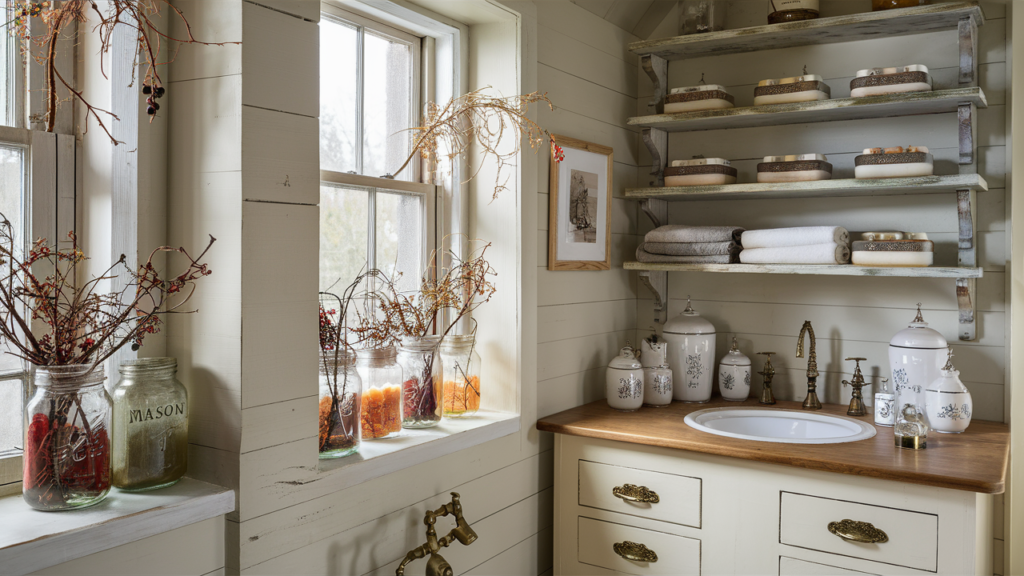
740, 243, 851, 265
741, 226, 849, 249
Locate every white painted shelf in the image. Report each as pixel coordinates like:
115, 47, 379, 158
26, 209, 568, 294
624, 261, 983, 279
628, 2, 984, 60
626, 174, 987, 202
628, 88, 987, 133
0, 478, 234, 576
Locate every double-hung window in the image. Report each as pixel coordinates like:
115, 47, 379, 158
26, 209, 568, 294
319, 4, 435, 296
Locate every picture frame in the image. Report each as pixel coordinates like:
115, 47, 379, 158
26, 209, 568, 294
547, 135, 613, 271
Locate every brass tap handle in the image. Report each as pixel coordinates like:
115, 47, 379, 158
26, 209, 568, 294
612, 484, 660, 503
827, 519, 889, 544
613, 541, 659, 562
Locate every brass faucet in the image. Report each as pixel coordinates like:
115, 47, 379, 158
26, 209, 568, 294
396, 492, 478, 576
841, 357, 868, 416
757, 352, 777, 405
796, 320, 822, 410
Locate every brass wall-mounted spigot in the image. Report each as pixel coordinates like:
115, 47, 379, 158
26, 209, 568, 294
796, 320, 821, 410
396, 492, 478, 576
757, 352, 777, 405
841, 357, 869, 416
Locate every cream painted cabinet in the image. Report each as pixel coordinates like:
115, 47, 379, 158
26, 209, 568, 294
554, 435, 994, 576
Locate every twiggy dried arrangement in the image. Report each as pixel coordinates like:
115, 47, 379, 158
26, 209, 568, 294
392, 88, 564, 200
6, 0, 236, 143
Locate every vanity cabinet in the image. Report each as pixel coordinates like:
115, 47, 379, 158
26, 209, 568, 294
553, 434, 995, 576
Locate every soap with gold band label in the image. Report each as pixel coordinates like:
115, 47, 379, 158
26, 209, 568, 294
753, 74, 830, 106
851, 64, 932, 98
665, 84, 735, 114
756, 153, 832, 183
664, 157, 737, 187
855, 146, 933, 179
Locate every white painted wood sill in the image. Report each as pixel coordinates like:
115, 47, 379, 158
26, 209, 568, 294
0, 478, 234, 576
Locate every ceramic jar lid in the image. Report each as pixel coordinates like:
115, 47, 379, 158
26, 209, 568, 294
719, 337, 750, 366
608, 346, 642, 371
927, 349, 965, 392
664, 297, 716, 335
890, 304, 948, 350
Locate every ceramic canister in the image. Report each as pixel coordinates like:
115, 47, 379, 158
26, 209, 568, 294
925, 351, 973, 434
643, 365, 673, 407
874, 377, 895, 427
889, 305, 948, 426
664, 298, 716, 402
606, 346, 644, 411
640, 334, 668, 369
718, 337, 751, 401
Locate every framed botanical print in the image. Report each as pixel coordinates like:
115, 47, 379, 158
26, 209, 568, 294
547, 135, 613, 271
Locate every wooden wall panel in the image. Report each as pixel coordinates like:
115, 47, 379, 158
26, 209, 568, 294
240, 107, 319, 204
170, 0, 242, 82
242, 3, 319, 117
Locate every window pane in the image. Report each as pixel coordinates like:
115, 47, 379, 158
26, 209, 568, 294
0, 376, 22, 455
0, 2, 13, 127
363, 32, 412, 180
320, 184, 369, 293
320, 17, 359, 174
0, 144, 24, 376
375, 190, 423, 294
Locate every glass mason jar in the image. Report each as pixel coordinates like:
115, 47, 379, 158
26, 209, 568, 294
318, 349, 361, 458
23, 365, 112, 511
356, 347, 402, 439
111, 358, 188, 491
399, 336, 442, 428
440, 335, 481, 418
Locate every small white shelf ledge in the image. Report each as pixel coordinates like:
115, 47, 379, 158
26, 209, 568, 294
624, 261, 983, 279
628, 88, 987, 133
0, 478, 234, 576
626, 174, 988, 202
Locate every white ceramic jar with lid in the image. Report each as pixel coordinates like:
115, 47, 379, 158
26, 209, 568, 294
664, 297, 716, 402
718, 337, 751, 401
889, 304, 948, 408
606, 345, 644, 411
643, 365, 673, 407
925, 349, 972, 434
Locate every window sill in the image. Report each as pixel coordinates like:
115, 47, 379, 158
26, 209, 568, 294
316, 410, 520, 489
0, 478, 234, 576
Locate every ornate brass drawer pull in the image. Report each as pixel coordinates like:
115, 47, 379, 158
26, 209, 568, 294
828, 519, 889, 544
612, 483, 660, 503
613, 540, 658, 562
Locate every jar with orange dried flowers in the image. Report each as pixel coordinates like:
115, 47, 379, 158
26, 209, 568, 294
440, 335, 481, 418
356, 347, 402, 439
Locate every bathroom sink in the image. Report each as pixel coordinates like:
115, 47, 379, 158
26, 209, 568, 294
684, 408, 877, 444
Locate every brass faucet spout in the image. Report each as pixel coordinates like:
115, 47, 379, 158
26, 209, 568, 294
797, 321, 822, 410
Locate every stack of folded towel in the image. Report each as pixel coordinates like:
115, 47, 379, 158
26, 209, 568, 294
739, 226, 850, 265
636, 225, 744, 264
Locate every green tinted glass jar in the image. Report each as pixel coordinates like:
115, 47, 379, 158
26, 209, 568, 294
111, 358, 188, 491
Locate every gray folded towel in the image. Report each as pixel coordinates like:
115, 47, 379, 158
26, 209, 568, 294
645, 225, 744, 244
642, 241, 740, 257
636, 245, 738, 264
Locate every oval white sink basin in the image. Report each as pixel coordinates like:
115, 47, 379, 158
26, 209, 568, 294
684, 408, 877, 444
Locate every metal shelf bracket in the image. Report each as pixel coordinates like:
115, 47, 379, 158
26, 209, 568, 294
639, 270, 668, 325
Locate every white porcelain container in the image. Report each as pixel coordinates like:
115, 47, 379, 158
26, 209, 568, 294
643, 365, 673, 407
874, 377, 895, 427
606, 346, 644, 411
640, 334, 668, 369
925, 351, 972, 434
664, 298, 716, 402
889, 305, 948, 434
717, 337, 751, 401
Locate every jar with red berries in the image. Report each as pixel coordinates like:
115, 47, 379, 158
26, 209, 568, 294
23, 364, 112, 511
398, 336, 442, 428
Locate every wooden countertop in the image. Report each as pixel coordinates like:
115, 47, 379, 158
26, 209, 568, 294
536, 399, 1009, 494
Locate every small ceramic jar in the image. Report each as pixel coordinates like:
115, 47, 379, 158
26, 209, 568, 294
664, 297, 716, 403
640, 334, 668, 369
718, 337, 751, 401
607, 346, 644, 411
874, 377, 895, 427
926, 351, 972, 434
643, 365, 673, 407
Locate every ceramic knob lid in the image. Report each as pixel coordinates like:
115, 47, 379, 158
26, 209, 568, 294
719, 337, 750, 366
889, 303, 948, 350
664, 296, 716, 335
927, 349, 968, 393
609, 346, 642, 371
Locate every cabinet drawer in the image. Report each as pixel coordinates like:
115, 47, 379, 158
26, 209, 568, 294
780, 556, 878, 576
780, 492, 938, 572
579, 460, 701, 528
578, 516, 700, 576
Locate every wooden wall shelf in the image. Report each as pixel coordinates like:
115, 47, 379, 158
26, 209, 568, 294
629, 88, 987, 133
624, 261, 983, 280
628, 2, 984, 60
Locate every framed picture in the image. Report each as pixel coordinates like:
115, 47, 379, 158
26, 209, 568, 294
547, 135, 613, 271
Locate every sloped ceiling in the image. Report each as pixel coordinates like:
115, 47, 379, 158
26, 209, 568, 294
569, 0, 678, 39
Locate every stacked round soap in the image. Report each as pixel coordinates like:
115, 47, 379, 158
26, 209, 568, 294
851, 232, 933, 267
855, 146, 933, 178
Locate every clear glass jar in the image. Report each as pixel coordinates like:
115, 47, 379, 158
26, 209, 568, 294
440, 335, 481, 418
356, 347, 402, 439
112, 358, 188, 491
319, 349, 361, 458
399, 336, 442, 428
24, 365, 111, 511
679, 0, 726, 35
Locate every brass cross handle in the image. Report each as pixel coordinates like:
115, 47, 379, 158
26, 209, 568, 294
827, 519, 889, 544
612, 483, 660, 503
613, 541, 658, 562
